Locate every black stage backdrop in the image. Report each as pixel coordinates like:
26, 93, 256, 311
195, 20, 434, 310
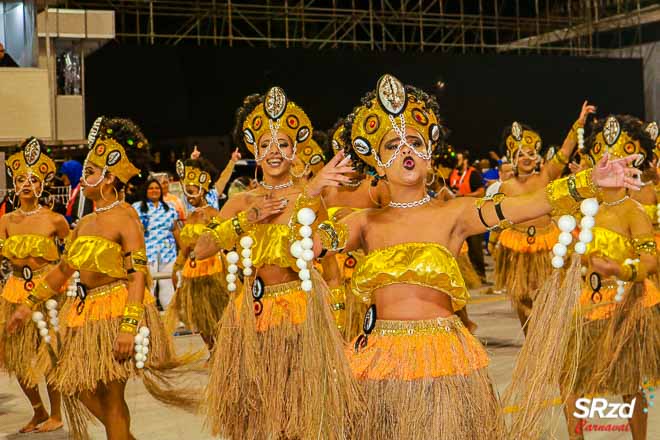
85, 43, 644, 165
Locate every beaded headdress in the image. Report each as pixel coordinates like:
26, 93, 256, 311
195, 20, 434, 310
505, 122, 542, 160
175, 160, 212, 193
588, 115, 645, 167
242, 87, 313, 162
6, 137, 56, 184
330, 123, 345, 153
84, 116, 144, 184
350, 74, 441, 169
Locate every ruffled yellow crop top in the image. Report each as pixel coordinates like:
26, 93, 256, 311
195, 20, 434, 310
248, 224, 297, 269
641, 203, 657, 225
1, 234, 59, 262
64, 236, 127, 279
351, 242, 469, 311
179, 223, 209, 248
585, 227, 633, 263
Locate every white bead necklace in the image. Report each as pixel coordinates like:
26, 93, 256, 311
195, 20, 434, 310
388, 194, 431, 209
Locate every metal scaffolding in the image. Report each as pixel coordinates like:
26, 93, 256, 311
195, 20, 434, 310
48, 0, 659, 54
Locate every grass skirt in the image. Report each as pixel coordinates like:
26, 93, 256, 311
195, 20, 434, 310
0, 267, 60, 385
49, 282, 200, 440
348, 315, 504, 439
563, 279, 660, 396
494, 224, 557, 313
458, 243, 482, 289
204, 272, 362, 440
166, 256, 229, 338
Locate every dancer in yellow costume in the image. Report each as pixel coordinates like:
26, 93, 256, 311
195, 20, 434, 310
194, 88, 361, 439
493, 101, 595, 333
167, 157, 229, 351
7, 117, 196, 440
0, 138, 69, 433
558, 115, 659, 440
300, 74, 638, 439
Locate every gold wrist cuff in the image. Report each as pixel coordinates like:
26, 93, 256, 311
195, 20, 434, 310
206, 216, 241, 249
318, 221, 349, 252
551, 150, 570, 166
119, 321, 138, 335
619, 260, 641, 282
23, 280, 57, 309
122, 303, 145, 321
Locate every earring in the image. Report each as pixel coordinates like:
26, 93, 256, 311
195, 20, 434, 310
100, 186, 108, 201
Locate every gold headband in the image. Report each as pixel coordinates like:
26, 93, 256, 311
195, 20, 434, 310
350, 74, 441, 169
297, 138, 325, 175
85, 117, 143, 183
589, 115, 644, 166
175, 160, 212, 192
505, 122, 542, 158
242, 87, 313, 159
6, 138, 56, 183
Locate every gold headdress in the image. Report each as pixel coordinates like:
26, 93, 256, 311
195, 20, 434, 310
85, 116, 143, 184
589, 115, 645, 166
645, 121, 659, 160
6, 137, 56, 184
297, 138, 325, 175
505, 122, 542, 159
242, 87, 313, 162
330, 123, 345, 153
175, 160, 212, 193
350, 74, 441, 169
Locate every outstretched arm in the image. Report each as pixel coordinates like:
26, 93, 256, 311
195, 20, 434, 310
458, 154, 642, 240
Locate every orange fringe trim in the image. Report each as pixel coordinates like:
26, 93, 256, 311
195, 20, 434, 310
498, 223, 559, 253
348, 315, 503, 439
579, 278, 660, 321
181, 255, 223, 278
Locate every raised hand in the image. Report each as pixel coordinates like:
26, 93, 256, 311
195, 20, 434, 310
231, 148, 241, 162
191, 146, 201, 160
577, 100, 597, 126
592, 153, 642, 191
307, 150, 354, 197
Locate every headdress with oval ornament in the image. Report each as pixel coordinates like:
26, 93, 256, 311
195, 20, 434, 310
175, 159, 213, 194
586, 115, 652, 168
6, 137, 56, 186
504, 121, 542, 160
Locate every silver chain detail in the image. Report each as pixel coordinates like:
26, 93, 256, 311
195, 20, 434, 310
388, 194, 431, 209
601, 195, 629, 207
95, 199, 121, 213
259, 180, 294, 190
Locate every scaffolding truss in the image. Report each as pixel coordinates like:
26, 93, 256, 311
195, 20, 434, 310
49, 0, 659, 54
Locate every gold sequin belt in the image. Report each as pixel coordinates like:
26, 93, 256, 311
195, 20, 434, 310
86, 280, 127, 300
373, 315, 464, 337
263, 280, 302, 298
11, 264, 53, 279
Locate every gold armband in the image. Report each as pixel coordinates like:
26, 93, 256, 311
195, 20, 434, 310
329, 286, 346, 330
318, 221, 349, 252
206, 216, 241, 249
125, 249, 152, 286
619, 260, 642, 282
550, 150, 569, 166
23, 280, 57, 309
633, 235, 657, 256
120, 303, 145, 335
295, 187, 322, 213
475, 193, 512, 232
545, 168, 600, 215
571, 120, 584, 135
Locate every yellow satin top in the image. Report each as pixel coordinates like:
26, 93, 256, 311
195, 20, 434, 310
641, 203, 657, 225
64, 236, 127, 279
1, 234, 59, 262
585, 227, 633, 263
179, 223, 209, 248
351, 242, 469, 311
327, 206, 361, 222
248, 224, 297, 269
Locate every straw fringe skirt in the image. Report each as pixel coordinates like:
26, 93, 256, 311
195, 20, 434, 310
563, 279, 660, 396
166, 256, 229, 338
49, 281, 201, 440
0, 267, 61, 385
494, 225, 558, 312
458, 243, 482, 289
204, 271, 362, 440
348, 315, 504, 440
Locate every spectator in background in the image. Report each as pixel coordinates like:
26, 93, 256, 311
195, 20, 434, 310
480, 158, 500, 188
153, 172, 185, 220
132, 178, 178, 310
486, 162, 514, 197
59, 160, 93, 224
0, 42, 18, 67
449, 149, 488, 283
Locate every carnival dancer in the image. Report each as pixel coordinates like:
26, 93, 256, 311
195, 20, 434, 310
0, 138, 69, 433
284, 74, 638, 439
166, 157, 229, 352
493, 101, 596, 332
7, 117, 197, 440
195, 89, 361, 440
555, 115, 659, 440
